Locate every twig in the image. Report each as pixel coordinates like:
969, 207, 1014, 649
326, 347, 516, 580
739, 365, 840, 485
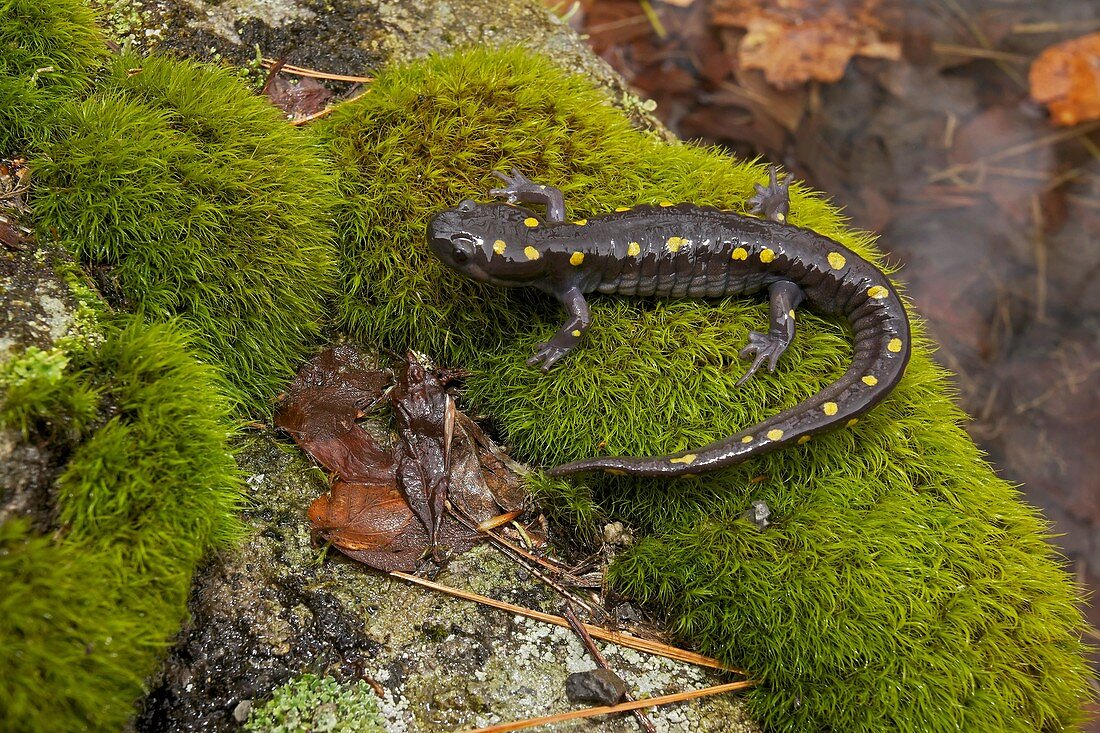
448, 502, 602, 617
462, 680, 756, 733
562, 603, 657, 733
388, 571, 744, 673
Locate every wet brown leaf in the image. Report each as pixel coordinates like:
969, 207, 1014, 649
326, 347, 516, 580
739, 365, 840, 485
308, 479, 427, 573
455, 411, 528, 514
263, 62, 332, 120
287, 348, 528, 571
274, 345, 394, 484
712, 0, 900, 89
947, 107, 1054, 226
392, 354, 454, 545
1030, 32, 1100, 127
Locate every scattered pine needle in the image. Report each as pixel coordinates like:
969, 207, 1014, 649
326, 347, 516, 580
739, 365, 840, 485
462, 680, 756, 733
389, 571, 744, 674
261, 58, 373, 83
288, 91, 370, 126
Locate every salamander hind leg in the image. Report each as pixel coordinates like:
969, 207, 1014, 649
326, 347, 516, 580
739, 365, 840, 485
737, 280, 804, 386
747, 165, 791, 223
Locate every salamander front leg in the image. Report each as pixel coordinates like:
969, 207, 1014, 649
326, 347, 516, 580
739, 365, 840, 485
528, 286, 590, 372
747, 165, 791, 223
490, 169, 566, 223
737, 280, 804, 386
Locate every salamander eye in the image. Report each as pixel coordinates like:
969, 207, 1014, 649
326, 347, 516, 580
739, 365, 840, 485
458, 199, 477, 213
451, 234, 476, 263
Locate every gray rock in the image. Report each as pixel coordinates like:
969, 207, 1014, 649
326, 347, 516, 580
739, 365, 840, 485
565, 668, 628, 706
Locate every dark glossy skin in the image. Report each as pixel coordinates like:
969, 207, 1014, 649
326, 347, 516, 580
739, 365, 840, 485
427, 169, 911, 477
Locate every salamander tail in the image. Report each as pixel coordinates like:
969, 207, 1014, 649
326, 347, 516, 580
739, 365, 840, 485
548, 289, 910, 478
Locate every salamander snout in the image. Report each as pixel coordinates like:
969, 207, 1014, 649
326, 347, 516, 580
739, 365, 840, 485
426, 211, 490, 281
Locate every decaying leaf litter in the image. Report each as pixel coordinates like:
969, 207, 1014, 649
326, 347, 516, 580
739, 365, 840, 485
275, 345, 526, 570
275, 345, 753, 729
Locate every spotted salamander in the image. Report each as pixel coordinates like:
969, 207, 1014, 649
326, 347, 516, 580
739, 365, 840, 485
427, 168, 911, 477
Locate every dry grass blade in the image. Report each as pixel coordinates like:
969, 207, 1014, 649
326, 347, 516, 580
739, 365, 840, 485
928, 120, 1100, 182
389, 571, 745, 674
461, 680, 756, 733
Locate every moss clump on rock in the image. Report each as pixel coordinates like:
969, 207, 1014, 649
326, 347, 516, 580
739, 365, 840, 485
0, 0, 105, 153
243, 674, 387, 733
319, 47, 1092, 731
0, 317, 243, 731
31, 52, 340, 413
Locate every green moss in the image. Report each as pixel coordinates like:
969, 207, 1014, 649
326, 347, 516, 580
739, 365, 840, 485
244, 674, 387, 733
524, 472, 602, 544
0, 345, 98, 438
320, 47, 1092, 731
0, 317, 244, 731
33, 52, 340, 413
0, 0, 106, 152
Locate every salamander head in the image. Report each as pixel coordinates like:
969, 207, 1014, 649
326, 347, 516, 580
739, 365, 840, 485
427, 200, 547, 286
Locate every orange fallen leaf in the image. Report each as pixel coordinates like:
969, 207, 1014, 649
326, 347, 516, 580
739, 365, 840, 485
712, 0, 900, 89
1030, 32, 1100, 127
309, 479, 428, 573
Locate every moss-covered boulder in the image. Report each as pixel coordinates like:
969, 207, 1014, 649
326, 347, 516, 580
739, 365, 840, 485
0, 311, 243, 731
0, 0, 104, 153
318, 47, 1092, 732
29, 52, 340, 413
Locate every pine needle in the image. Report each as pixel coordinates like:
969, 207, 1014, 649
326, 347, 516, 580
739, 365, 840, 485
389, 571, 744, 674
462, 680, 755, 733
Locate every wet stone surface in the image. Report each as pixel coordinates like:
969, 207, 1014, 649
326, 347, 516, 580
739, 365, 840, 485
95, 0, 665, 132
0, 239, 93, 533
137, 433, 759, 732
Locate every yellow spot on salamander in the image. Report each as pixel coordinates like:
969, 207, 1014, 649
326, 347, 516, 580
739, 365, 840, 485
823, 402, 838, 416
798, 435, 812, 445
741, 435, 754, 443
524, 246, 540, 260
573, 219, 587, 226
660, 200, 674, 207
767, 428, 784, 441
571, 329, 581, 337
627, 242, 641, 256
868, 285, 889, 299
615, 206, 631, 212
493, 239, 506, 255
788, 309, 796, 319
759, 248, 776, 263
827, 252, 846, 270
776, 212, 786, 223
667, 236, 686, 252
523, 217, 539, 228
569, 251, 585, 266
670, 454, 697, 465
887, 338, 903, 353
846, 418, 859, 428
862, 375, 879, 386
731, 247, 748, 260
